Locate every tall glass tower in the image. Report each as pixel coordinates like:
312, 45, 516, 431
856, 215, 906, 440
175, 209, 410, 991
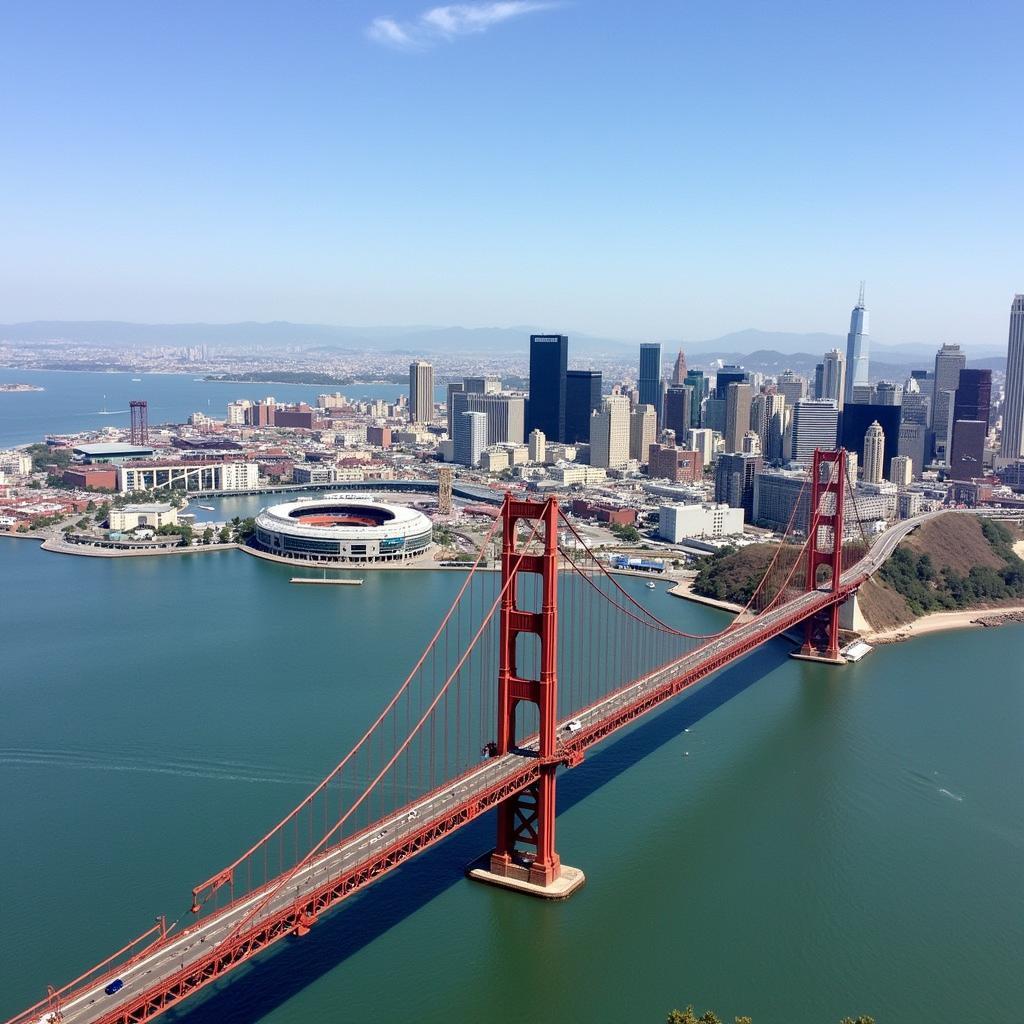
638, 343, 663, 413
843, 283, 870, 405
1000, 295, 1024, 459
527, 335, 568, 442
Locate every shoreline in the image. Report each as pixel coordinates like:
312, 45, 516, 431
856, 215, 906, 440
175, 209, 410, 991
862, 605, 1024, 644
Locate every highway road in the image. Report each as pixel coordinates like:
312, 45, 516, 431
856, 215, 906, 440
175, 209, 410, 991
16, 508, 997, 1024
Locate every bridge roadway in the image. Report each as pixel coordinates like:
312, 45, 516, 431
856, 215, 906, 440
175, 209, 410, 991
16, 508, 970, 1024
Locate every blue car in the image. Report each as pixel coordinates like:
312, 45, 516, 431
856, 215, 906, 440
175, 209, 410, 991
104, 979, 124, 996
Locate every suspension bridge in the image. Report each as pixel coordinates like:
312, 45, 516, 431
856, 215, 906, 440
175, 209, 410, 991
10, 449, 916, 1024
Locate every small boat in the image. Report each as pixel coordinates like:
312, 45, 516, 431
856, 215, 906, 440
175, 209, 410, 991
290, 577, 364, 586
646, 581, 656, 590
197, 505, 215, 511
131, 378, 142, 382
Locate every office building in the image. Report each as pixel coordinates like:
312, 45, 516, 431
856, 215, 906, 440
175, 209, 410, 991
874, 381, 902, 406
750, 392, 787, 462
1001, 294, 1024, 459
451, 392, 525, 446
725, 382, 753, 452
933, 343, 966, 460
647, 443, 703, 483
776, 369, 807, 409
528, 429, 546, 463
445, 382, 464, 436
753, 470, 811, 532
953, 368, 992, 429
813, 363, 824, 401
663, 385, 692, 440
684, 370, 709, 426
889, 455, 913, 487
863, 421, 886, 483
949, 420, 986, 480
790, 400, 839, 464
703, 398, 727, 435
408, 360, 435, 424
714, 365, 747, 400
454, 411, 487, 468
630, 404, 658, 462
714, 452, 762, 518
590, 396, 631, 469
463, 376, 500, 395
565, 369, 602, 444
840, 404, 900, 468
898, 491, 923, 519
821, 349, 844, 409
687, 428, 715, 467
901, 390, 930, 428
638, 344, 663, 420
659, 503, 743, 542
844, 284, 870, 405
527, 334, 568, 442
897, 422, 927, 479
671, 349, 688, 385
109, 503, 178, 532
741, 431, 761, 455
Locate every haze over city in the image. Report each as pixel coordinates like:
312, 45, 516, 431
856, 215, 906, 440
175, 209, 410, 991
2, 0, 1022, 342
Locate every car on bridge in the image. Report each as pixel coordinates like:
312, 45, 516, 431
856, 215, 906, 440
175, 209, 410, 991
104, 979, 124, 996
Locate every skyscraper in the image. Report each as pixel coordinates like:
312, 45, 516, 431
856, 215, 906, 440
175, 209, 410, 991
953, 369, 992, 429
671, 349, 688, 385
565, 369, 602, 444
714, 452, 762, 518
843, 283, 870, 405
863, 421, 886, 483
715, 365, 748, 399
725, 382, 753, 452
590, 395, 631, 469
776, 369, 807, 409
949, 420, 986, 480
663, 385, 692, 441
445, 381, 464, 436
684, 370, 709, 426
454, 410, 487, 467
821, 349, 845, 409
751, 391, 787, 462
408, 360, 435, 424
933, 343, 966, 461
790, 399, 839, 464
840, 403, 900, 467
629, 404, 658, 462
527, 334, 568, 442
638, 343, 663, 420
1000, 295, 1024, 459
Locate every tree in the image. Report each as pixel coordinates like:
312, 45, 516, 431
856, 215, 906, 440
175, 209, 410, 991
611, 522, 641, 544
202, 526, 214, 545
218, 525, 232, 544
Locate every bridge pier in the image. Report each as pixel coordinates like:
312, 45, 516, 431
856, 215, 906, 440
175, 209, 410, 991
468, 494, 585, 900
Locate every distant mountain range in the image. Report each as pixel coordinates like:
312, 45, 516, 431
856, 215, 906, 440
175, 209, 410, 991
0, 321, 1007, 372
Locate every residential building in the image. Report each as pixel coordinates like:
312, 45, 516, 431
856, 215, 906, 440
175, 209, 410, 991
889, 455, 913, 486
454, 411, 487, 468
898, 491, 923, 519
480, 448, 510, 473
548, 463, 607, 486
528, 429, 546, 463
118, 461, 259, 494
630, 404, 658, 462
863, 421, 886, 483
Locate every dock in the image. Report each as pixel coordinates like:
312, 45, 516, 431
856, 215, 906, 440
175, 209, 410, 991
290, 577, 364, 586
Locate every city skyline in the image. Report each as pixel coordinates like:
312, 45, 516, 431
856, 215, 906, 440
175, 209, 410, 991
1, 2, 1021, 342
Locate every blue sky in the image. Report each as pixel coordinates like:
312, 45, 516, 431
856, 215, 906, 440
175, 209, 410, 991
1, 0, 1021, 345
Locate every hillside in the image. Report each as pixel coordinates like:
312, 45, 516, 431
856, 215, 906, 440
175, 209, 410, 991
858, 516, 1024, 631
691, 543, 801, 603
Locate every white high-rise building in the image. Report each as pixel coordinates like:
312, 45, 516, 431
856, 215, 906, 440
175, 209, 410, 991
1000, 294, 1024, 459
408, 360, 435, 424
629, 403, 658, 462
687, 428, 715, 468
789, 399, 838, 465
454, 411, 487, 468
889, 454, 913, 486
528, 428, 546, 463
590, 396, 631, 469
821, 349, 845, 410
843, 283, 870, 405
863, 420, 886, 483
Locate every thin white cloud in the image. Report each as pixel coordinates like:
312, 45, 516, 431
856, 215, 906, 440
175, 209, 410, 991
368, 2, 554, 50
